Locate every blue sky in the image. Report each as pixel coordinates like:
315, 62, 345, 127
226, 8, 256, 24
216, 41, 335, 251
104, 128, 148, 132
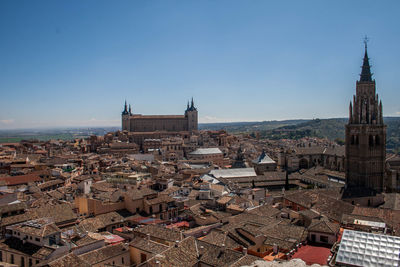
0, 0, 399, 129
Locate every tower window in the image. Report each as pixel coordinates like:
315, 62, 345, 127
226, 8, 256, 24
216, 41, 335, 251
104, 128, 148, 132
375, 135, 380, 145
369, 135, 374, 147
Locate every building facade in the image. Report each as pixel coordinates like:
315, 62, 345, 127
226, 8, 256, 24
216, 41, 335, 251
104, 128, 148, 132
188, 147, 224, 166
345, 42, 386, 194
121, 99, 198, 133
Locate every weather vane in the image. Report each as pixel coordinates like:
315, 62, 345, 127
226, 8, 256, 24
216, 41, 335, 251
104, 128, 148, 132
364, 35, 369, 49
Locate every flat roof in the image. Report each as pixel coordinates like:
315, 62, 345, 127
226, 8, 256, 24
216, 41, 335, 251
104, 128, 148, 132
189, 148, 222, 155
353, 219, 386, 229
132, 115, 186, 119
209, 168, 257, 178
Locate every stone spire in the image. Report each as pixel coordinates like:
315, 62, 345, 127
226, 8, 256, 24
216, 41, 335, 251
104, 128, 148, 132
359, 36, 373, 82
129, 104, 132, 115
122, 100, 129, 115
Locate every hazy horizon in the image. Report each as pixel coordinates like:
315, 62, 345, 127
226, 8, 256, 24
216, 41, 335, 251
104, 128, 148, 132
3, 116, 400, 131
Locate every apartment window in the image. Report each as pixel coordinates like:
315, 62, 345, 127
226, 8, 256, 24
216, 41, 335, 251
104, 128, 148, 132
320, 235, 329, 243
21, 256, 25, 267
122, 257, 124, 264
29, 259, 32, 267
0, 251, 2, 261
35, 238, 40, 242
140, 253, 147, 263
11, 254, 14, 264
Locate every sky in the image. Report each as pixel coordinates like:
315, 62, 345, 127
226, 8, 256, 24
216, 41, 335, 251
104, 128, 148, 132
0, 0, 399, 129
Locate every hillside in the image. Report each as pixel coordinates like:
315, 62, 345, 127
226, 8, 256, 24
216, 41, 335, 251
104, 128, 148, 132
260, 118, 347, 141
201, 117, 400, 153
0, 127, 119, 143
199, 119, 308, 133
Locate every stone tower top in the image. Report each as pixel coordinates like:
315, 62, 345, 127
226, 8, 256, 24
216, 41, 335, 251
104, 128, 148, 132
359, 36, 373, 83
349, 42, 383, 125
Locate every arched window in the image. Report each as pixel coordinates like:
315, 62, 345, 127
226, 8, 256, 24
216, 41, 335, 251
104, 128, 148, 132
375, 135, 380, 145
369, 135, 374, 147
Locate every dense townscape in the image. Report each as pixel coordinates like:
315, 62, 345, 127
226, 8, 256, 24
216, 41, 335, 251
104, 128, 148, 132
0, 47, 399, 267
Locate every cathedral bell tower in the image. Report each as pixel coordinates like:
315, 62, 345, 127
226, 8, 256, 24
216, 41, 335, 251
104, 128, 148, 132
345, 38, 386, 194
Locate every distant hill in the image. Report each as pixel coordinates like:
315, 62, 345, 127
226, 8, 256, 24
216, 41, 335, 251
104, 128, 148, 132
200, 117, 400, 153
385, 117, 400, 153
0, 127, 119, 143
260, 118, 347, 141
199, 119, 308, 132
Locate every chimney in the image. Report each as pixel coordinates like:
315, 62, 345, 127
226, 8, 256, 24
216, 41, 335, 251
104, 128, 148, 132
243, 247, 247, 255
198, 245, 204, 259
175, 240, 179, 247
218, 244, 225, 258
